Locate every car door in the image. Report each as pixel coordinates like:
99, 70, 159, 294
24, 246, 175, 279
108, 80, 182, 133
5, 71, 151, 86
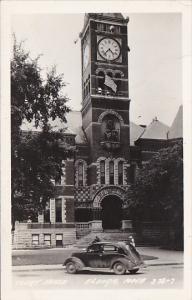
101, 244, 120, 268
85, 244, 103, 268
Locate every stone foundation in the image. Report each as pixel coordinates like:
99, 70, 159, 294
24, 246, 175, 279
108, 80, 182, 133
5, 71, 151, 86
13, 221, 76, 249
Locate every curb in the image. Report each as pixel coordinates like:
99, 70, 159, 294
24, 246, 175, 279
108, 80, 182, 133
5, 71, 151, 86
12, 261, 183, 272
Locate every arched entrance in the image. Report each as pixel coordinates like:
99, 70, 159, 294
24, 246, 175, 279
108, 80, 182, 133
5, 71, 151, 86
101, 195, 122, 230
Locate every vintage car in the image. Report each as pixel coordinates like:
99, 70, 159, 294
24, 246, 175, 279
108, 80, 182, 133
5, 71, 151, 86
63, 242, 146, 275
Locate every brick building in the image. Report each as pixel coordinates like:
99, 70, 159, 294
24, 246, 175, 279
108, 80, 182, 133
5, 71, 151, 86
13, 13, 182, 249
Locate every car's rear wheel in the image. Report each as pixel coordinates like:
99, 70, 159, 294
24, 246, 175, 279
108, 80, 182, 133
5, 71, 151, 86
66, 261, 77, 274
129, 268, 139, 274
113, 262, 126, 275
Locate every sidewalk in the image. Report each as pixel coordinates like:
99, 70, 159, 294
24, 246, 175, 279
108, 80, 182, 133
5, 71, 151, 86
12, 246, 183, 271
138, 247, 183, 267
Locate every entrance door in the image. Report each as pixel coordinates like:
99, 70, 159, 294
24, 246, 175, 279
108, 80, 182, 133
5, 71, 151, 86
101, 196, 122, 230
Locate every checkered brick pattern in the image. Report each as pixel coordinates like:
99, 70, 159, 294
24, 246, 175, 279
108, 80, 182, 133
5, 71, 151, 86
74, 186, 90, 202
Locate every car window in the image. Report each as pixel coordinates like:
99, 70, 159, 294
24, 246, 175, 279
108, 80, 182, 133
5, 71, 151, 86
103, 245, 117, 252
87, 244, 102, 253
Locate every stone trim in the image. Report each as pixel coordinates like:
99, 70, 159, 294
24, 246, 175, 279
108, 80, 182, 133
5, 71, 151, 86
95, 68, 124, 78
62, 197, 66, 223
50, 198, 55, 224
98, 110, 124, 124
92, 186, 126, 208
96, 157, 129, 186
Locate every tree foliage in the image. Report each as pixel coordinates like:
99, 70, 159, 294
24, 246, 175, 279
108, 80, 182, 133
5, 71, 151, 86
11, 36, 73, 224
128, 141, 183, 220
127, 141, 183, 248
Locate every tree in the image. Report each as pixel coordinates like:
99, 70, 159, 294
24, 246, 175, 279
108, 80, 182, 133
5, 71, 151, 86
11, 36, 73, 224
127, 141, 183, 249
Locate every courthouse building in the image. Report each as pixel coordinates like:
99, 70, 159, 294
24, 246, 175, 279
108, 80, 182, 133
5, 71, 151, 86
13, 13, 182, 248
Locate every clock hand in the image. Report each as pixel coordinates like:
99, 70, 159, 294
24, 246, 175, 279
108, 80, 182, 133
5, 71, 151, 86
105, 48, 114, 55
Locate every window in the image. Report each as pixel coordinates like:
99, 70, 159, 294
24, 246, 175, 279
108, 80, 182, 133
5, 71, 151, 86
97, 23, 104, 31
44, 201, 50, 223
115, 73, 121, 92
55, 198, 62, 223
98, 71, 105, 90
78, 162, 84, 186
44, 234, 51, 246
118, 161, 123, 185
55, 175, 61, 185
56, 234, 63, 247
87, 244, 102, 253
32, 234, 39, 246
109, 161, 114, 185
100, 160, 105, 184
103, 245, 117, 252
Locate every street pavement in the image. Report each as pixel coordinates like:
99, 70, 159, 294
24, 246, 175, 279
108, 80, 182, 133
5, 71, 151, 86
12, 246, 183, 289
12, 264, 183, 289
12, 246, 183, 267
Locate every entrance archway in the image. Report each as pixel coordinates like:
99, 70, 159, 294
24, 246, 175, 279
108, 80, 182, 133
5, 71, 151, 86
101, 195, 122, 230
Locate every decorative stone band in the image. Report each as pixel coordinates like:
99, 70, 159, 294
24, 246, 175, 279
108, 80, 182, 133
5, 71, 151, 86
95, 67, 124, 78
92, 186, 126, 208
98, 109, 124, 124
96, 156, 129, 185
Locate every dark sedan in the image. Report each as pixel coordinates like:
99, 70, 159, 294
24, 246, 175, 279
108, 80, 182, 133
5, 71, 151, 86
63, 242, 146, 275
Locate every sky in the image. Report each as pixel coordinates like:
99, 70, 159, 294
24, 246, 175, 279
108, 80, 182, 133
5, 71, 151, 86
12, 13, 182, 126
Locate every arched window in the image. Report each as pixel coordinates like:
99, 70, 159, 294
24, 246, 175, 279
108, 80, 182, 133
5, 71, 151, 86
98, 71, 105, 91
78, 162, 84, 186
118, 161, 123, 185
107, 72, 113, 78
109, 161, 114, 185
115, 73, 121, 92
100, 160, 105, 184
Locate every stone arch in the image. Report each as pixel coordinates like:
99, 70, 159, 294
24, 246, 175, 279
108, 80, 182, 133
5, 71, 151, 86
98, 110, 124, 124
105, 68, 115, 77
92, 186, 126, 208
95, 67, 106, 75
114, 70, 124, 78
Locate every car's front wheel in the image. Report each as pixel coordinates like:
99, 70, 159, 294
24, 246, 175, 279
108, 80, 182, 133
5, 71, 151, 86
65, 261, 77, 274
128, 268, 139, 274
113, 262, 126, 275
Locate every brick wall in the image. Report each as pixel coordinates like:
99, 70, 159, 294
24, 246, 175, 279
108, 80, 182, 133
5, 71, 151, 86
65, 159, 75, 185
65, 198, 75, 222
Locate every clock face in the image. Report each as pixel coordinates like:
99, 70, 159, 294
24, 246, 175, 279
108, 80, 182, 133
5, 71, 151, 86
98, 38, 121, 61
83, 43, 89, 69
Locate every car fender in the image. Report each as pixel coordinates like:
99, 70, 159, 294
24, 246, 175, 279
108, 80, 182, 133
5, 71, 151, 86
110, 257, 135, 270
63, 257, 85, 271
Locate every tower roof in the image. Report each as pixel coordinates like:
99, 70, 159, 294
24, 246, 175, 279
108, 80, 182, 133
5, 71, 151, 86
94, 13, 125, 20
139, 117, 169, 140
168, 105, 183, 139
130, 122, 145, 145
84, 13, 127, 26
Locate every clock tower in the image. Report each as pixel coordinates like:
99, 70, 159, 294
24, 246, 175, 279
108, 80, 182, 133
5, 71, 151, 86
80, 13, 130, 160
78, 13, 131, 231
